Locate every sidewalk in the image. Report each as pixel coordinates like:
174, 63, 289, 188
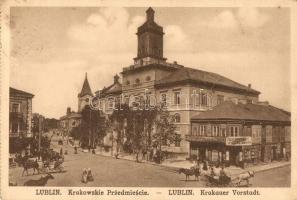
76, 146, 291, 176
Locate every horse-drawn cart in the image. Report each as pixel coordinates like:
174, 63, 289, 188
39, 160, 65, 174
205, 174, 238, 187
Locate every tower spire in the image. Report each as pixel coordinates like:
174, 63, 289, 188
78, 72, 93, 97
146, 7, 155, 22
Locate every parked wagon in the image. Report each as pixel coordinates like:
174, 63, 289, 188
39, 160, 65, 174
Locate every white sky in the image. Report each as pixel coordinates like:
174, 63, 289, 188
10, 7, 290, 118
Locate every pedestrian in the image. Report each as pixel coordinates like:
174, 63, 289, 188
74, 146, 78, 154
87, 168, 94, 182
60, 148, 63, 156
81, 168, 88, 183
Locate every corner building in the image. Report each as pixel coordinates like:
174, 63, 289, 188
97, 8, 261, 156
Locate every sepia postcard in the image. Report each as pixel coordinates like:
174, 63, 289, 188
1, 0, 297, 200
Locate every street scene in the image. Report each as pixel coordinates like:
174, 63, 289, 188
8, 7, 291, 188
9, 132, 290, 187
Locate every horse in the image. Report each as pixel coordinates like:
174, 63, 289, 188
22, 159, 39, 176
179, 167, 200, 181
235, 171, 255, 186
23, 174, 54, 186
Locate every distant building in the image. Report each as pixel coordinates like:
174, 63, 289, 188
59, 73, 93, 136
9, 87, 34, 153
96, 7, 260, 155
189, 101, 291, 167
44, 118, 59, 131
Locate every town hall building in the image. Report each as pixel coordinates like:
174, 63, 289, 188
95, 7, 262, 156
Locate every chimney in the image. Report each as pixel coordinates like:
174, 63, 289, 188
248, 83, 251, 88
114, 74, 120, 83
67, 107, 71, 115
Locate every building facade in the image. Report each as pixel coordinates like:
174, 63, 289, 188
189, 101, 291, 167
59, 73, 93, 136
96, 7, 260, 155
9, 87, 34, 153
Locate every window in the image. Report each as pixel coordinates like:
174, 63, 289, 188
217, 95, 224, 105
201, 93, 208, 106
194, 93, 200, 106
85, 98, 89, 103
145, 94, 151, 106
220, 127, 226, 137
230, 126, 239, 137
124, 96, 129, 105
174, 127, 181, 147
126, 80, 130, 85
72, 121, 76, 126
212, 125, 220, 137
199, 125, 206, 136
108, 98, 114, 109
161, 93, 167, 106
146, 76, 151, 81
193, 126, 198, 136
135, 78, 140, 84
174, 113, 181, 123
12, 103, 19, 113
174, 91, 181, 105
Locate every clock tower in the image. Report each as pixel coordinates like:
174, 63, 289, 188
134, 7, 166, 65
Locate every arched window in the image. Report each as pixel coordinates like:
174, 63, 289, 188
135, 78, 140, 84
174, 113, 181, 123
126, 80, 130, 85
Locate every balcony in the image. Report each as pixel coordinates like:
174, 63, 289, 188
9, 112, 23, 119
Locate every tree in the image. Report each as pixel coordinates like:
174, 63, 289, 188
110, 103, 178, 163
153, 105, 179, 152
80, 105, 106, 149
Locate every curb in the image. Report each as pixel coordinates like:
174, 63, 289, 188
251, 162, 290, 173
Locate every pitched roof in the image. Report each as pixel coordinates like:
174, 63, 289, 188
78, 73, 93, 97
137, 7, 163, 35
10, 87, 34, 98
191, 101, 290, 122
101, 82, 122, 96
155, 67, 260, 95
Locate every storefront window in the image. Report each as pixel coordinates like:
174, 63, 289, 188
211, 150, 219, 162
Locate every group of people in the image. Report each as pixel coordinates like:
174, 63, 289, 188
81, 168, 94, 183
192, 160, 229, 181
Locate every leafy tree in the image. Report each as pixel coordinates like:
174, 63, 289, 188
80, 105, 106, 149
110, 103, 178, 162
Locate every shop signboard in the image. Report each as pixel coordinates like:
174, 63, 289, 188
226, 137, 252, 146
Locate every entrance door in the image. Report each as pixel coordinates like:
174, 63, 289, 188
229, 147, 240, 166
199, 148, 206, 161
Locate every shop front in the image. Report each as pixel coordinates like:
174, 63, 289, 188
188, 135, 253, 168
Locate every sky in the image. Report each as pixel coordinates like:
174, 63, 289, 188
10, 7, 290, 118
